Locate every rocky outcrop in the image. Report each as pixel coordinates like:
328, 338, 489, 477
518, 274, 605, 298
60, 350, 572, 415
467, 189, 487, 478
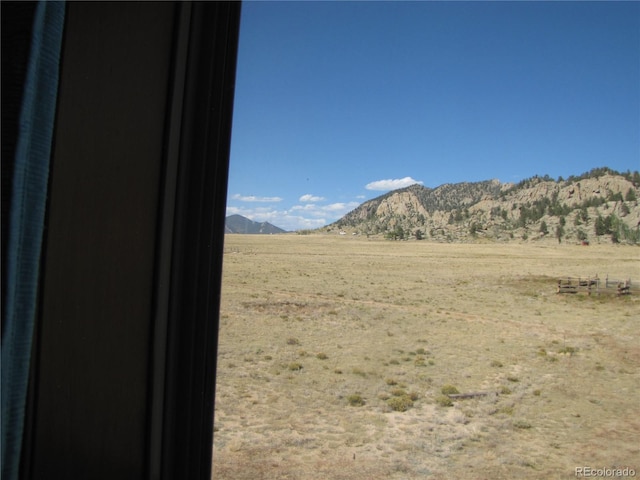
325, 169, 640, 244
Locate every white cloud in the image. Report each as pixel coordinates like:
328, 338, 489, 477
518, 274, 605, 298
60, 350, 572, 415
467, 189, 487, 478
291, 204, 321, 213
365, 176, 423, 191
299, 194, 325, 202
231, 193, 283, 203
226, 206, 325, 231
292, 202, 359, 216
324, 202, 359, 212
226, 200, 361, 232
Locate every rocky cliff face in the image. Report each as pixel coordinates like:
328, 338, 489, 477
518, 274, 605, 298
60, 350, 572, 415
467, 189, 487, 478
325, 169, 640, 244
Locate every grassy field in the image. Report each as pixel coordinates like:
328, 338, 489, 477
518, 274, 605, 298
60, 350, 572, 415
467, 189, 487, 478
212, 235, 639, 479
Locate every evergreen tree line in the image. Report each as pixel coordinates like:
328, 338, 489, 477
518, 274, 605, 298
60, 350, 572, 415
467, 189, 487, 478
594, 214, 640, 244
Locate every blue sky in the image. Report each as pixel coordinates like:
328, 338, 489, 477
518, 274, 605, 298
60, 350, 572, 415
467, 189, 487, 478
226, 1, 639, 231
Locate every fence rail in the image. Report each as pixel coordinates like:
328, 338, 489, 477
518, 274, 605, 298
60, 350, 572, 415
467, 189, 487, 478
556, 275, 636, 296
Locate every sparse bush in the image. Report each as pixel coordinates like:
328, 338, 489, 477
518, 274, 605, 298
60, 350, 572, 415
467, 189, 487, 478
352, 367, 366, 377
533, 389, 541, 396
558, 346, 577, 355
507, 376, 520, 383
347, 394, 365, 407
316, 352, 328, 360
414, 357, 426, 366
286, 337, 300, 345
416, 347, 427, 355
288, 362, 303, 371
491, 360, 503, 368
514, 420, 532, 429
386, 378, 398, 386
441, 384, 459, 395
500, 386, 512, 395
498, 406, 514, 415
391, 388, 407, 397
387, 395, 414, 412
435, 395, 453, 407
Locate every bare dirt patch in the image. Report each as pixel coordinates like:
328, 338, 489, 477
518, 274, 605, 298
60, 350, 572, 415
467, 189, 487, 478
213, 236, 639, 479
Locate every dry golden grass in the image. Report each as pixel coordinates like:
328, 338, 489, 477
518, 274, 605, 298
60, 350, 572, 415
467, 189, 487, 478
212, 235, 639, 479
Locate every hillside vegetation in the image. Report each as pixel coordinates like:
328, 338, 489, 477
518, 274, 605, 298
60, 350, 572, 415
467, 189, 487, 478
325, 168, 640, 244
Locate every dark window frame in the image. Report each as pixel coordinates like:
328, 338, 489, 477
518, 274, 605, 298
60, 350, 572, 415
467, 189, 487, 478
13, 2, 241, 479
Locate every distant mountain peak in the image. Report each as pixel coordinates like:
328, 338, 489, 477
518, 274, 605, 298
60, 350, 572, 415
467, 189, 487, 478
225, 214, 287, 234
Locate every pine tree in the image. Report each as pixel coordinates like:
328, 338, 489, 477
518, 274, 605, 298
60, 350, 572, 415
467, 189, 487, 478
539, 221, 548, 235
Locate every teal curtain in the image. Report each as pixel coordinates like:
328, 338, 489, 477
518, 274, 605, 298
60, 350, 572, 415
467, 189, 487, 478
1, 2, 65, 478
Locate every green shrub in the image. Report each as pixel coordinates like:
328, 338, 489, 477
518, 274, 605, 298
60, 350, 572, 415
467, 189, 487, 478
387, 396, 414, 412
288, 362, 303, 371
391, 388, 407, 397
514, 420, 532, 429
498, 406, 514, 415
435, 395, 453, 407
347, 394, 365, 407
441, 384, 459, 395
558, 346, 577, 355
414, 357, 426, 366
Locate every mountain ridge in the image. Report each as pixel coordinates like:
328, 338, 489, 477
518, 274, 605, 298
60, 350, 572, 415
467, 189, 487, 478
323, 167, 640, 244
225, 214, 287, 234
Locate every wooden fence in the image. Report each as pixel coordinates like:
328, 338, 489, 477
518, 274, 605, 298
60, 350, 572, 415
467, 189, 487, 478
557, 275, 636, 296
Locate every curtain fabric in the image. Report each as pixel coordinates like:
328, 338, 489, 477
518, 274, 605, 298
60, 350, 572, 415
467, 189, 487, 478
1, 2, 65, 478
